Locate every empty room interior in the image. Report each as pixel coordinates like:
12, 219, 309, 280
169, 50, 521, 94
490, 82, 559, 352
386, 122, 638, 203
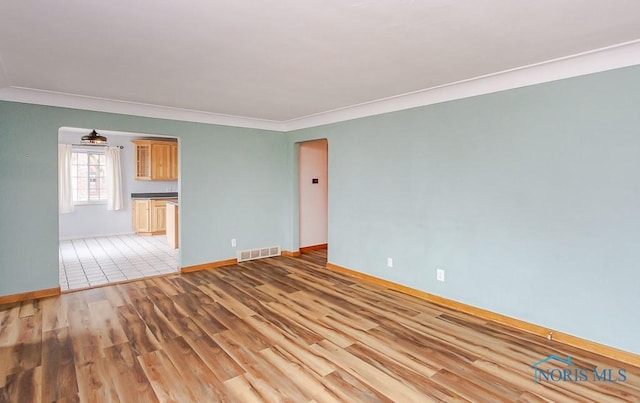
1, 1, 640, 401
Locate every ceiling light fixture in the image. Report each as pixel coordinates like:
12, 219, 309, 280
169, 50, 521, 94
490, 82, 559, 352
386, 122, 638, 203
81, 129, 108, 145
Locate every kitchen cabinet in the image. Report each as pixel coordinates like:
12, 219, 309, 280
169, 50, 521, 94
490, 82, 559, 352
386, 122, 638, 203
166, 201, 179, 249
151, 200, 167, 232
132, 198, 177, 235
169, 142, 178, 180
132, 140, 178, 181
132, 199, 151, 233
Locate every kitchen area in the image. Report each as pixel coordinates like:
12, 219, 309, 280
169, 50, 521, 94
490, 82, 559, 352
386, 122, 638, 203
131, 192, 179, 247
58, 128, 180, 291
129, 138, 179, 246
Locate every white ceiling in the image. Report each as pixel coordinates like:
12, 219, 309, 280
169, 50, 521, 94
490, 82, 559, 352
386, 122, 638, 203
1, 0, 640, 130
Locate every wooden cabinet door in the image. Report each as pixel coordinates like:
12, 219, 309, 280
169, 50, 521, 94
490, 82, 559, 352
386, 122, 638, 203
166, 202, 178, 248
151, 143, 172, 180
133, 200, 151, 232
169, 143, 178, 180
134, 143, 152, 180
151, 200, 167, 232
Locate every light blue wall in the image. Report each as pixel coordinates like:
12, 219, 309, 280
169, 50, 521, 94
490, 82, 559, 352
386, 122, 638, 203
0, 102, 287, 295
287, 65, 640, 355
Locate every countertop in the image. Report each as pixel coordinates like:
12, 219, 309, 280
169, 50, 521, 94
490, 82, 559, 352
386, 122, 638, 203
130, 192, 178, 199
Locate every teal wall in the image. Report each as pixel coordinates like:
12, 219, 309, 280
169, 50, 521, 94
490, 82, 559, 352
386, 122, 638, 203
287, 65, 640, 355
0, 102, 288, 295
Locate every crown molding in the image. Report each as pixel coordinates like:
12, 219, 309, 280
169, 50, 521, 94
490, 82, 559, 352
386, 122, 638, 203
1, 40, 639, 133
283, 39, 640, 131
0, 87, 286, 131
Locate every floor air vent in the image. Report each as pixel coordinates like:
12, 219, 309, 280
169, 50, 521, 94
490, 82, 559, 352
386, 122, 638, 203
238, 246, 280, 262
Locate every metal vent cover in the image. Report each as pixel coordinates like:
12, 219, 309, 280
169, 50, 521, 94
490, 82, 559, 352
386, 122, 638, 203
237, 245, 281, 262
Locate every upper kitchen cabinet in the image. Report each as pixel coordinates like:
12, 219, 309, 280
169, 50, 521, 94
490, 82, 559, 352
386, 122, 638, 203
132, 139, 178, 181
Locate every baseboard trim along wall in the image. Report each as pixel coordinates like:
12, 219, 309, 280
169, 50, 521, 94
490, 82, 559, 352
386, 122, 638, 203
299, 243, 328, 253
181, 258, 238, 273
281, 250, 301, 257
59, 231, 136, 241
0, 287, 61, 305
326, 262, 640, 368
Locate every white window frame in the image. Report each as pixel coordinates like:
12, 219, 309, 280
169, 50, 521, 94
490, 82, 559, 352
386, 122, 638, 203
71, 148, 108, 206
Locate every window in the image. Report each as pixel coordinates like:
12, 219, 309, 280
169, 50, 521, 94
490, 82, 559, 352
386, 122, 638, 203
71, 150, 107, 204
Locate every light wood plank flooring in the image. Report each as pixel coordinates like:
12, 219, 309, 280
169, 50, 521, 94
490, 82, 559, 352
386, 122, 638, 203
1, 250, 639, 402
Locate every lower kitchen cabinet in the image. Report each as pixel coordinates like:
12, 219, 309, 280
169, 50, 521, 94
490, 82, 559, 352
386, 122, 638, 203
132, 198, 176, 235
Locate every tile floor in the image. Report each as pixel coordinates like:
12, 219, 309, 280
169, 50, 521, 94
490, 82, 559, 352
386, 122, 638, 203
59, 234, 178, 291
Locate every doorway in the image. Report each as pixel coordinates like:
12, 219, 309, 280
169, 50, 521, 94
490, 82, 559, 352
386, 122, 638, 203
57, 127, 180, 291
298, 139, 328, 255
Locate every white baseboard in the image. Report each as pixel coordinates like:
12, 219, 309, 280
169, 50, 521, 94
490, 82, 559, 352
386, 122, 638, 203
59, 231, 137, 241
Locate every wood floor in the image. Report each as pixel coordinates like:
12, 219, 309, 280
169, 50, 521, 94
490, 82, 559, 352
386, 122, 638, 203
1, 250, 639, 402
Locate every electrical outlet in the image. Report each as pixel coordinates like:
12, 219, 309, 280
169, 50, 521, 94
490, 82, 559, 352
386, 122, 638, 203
387, 258, 393, 268
437, 268, 445, 282
231, 238, 237, 247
